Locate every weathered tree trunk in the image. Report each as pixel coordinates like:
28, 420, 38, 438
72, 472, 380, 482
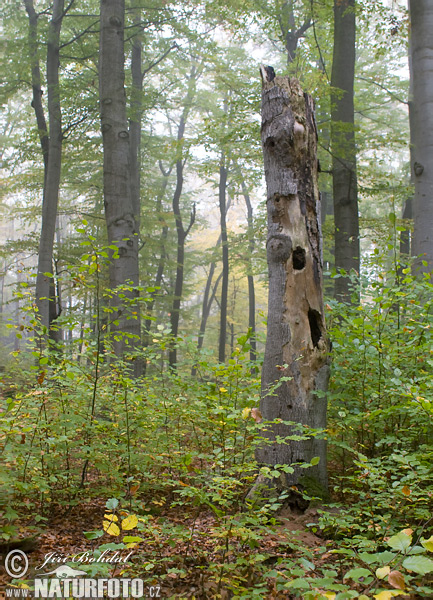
218, 153, 229, 363
99, 0, 141, 373
24, 0, 64, 334
256, 70, 330, 494
331, 0, 359, 302
408, 0, 433, 276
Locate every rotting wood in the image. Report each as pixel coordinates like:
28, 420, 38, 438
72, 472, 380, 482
255, 68, 330, 499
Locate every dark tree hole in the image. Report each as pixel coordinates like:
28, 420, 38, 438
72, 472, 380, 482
308, 309, 322, 348
293, 246, 306, 270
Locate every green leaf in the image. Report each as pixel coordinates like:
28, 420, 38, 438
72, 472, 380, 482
344, 567, 373, 582
122, 536, 144, 543
387, 531, 412, 552
105, 498, 119, 511
310, 456, 320, 466
285, 578, 310, 590
402, 555, 433, 575
83, 530, 104, 540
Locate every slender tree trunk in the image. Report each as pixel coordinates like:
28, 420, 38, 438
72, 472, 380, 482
255, 70, 330, 494
168, 68, 197, 369
99, 0, 142, 374
218, 154, 229, 363
331, 0, 359, 301
236, 165, 257, 367
408, 0, 433, 276
24, 0, 64, 334
277, 1, 312, 66
23, 0, 49, 176
400, 198, 412, 260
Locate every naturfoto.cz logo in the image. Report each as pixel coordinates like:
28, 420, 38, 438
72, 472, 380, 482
4, 549, 162, 598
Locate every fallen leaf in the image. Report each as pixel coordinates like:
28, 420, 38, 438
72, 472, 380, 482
251, 408, 263, 423
388, 570, 405, 590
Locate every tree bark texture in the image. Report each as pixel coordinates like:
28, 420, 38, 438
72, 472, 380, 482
408, 0, 433, 276
99, 0, 141, 370
33, 0, 64, 333
331, 0, 359, 301
129, 9, 142, 228
256, 71, 330, 492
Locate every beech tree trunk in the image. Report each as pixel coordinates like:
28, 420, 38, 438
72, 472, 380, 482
408, 0, 433, 276
25, 0, 64, 335
129, 9, 142, 229
99, 0, 141, 372
256, 70, 330, 493
331, 0, 359, 301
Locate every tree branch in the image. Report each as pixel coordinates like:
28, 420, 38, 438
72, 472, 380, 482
185, 203, 196, 238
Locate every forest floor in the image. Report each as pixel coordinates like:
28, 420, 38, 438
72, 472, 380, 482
0, 496, 338, 599
0, 492, 425, 599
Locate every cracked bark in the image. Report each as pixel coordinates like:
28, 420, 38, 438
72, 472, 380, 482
255, 70, 330, 494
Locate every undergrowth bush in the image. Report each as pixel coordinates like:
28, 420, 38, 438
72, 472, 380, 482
2, 237, 433, 598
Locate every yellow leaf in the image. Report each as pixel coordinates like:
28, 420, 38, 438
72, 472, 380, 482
242, 407, 251, 420
103, 520, 120, 536
401, 485, 411, 496
322, 593, 336, 599
374, 591, 404, 600
402, 528, 413, 536
103, 513, 118, 522
121, 514, 138, 531
421, 535, 433, 552
219, 387, 227, 393
376, 565, 390, 579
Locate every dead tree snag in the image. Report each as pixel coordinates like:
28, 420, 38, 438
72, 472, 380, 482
256, 68, 330, 496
